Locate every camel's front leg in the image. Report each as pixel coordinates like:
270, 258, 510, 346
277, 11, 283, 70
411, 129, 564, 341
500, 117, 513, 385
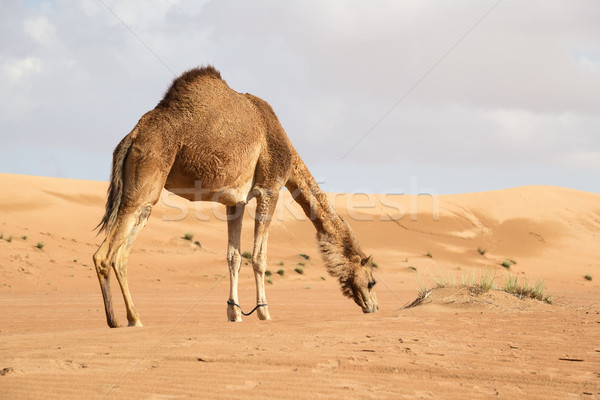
252, 192, 279, 320
226, 204, 244, 322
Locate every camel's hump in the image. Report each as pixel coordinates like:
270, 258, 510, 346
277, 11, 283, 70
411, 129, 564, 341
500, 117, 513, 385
176, 65, 222, 82
159, 65, 224, 107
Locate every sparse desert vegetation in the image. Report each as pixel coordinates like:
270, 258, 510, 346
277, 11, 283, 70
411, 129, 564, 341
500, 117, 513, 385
183, 232, 194, 241
294, 267, 304, 274
413, 269, 551, 305
503, 275, 552, 304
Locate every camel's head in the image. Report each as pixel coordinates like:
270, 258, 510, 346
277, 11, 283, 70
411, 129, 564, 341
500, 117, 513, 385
348, 255, 378, 313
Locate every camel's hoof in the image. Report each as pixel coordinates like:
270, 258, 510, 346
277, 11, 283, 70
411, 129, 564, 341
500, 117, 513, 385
108, 320, 122, 328
227, 306, 242, 322
128, 320, 143, 327
257, 307, 271, 321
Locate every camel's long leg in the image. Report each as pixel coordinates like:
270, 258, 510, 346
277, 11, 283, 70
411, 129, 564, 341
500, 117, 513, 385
113, 205, 152, 326
93, 239, 120, 327
93, 205, 152, 327
226, 204, 245, 322
252, 191, 279, 320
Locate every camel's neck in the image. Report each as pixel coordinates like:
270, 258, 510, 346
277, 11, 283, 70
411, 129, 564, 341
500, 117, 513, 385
285, 155, 343, 237
285, 155, 364, 287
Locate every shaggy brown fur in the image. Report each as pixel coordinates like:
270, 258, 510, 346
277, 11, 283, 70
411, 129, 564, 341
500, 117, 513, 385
93, 66, 377, 328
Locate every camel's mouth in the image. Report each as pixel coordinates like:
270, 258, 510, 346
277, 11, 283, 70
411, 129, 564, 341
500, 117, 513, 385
355, 289, 378, 314
362, 303, 379, 313
361, 295, 379, 313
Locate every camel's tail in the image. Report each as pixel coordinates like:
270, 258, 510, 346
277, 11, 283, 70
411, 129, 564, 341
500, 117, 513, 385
95, 131, 136, 234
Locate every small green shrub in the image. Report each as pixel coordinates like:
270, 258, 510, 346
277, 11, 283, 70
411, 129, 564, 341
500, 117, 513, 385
278, 261, 284, 266
320, 276, 326, 280
477, 247, 487, 256
265, 270, 272, 277
294, 267, 304, 274
584, 274, 592, 281
6, 236, 13, 243
241, 251, 252, 260
434, 270, 456, 288
501, 260, 512, 269
371, 260, 378, 268
503, 275, 551, 303
299, 253, 310, 260
298, 262, 305, 267
36, 242, 44, 250
461, 271, 476, 286
183, 232, 193, 241
22, 235, 28, 240
277, 269, 285, 276
408, 266, 417, 271
426, 252, 432, 258
194, 240, 202, 248
479, 269, 496, 292
266, 277, 273, 285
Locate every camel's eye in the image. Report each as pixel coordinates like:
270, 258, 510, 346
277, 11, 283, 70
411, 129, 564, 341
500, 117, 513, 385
368, 280, 376, 289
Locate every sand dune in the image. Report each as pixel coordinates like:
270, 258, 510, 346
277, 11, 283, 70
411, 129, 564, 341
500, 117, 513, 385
0, 173, 598, 399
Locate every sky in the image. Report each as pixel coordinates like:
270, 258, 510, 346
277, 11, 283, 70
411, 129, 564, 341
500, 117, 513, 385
1, 0, 599, 194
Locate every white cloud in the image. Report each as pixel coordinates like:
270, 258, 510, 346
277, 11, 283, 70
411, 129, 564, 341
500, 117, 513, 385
2, 56, 42, 84
23, 15, 57, 47
99, 0, 210, 30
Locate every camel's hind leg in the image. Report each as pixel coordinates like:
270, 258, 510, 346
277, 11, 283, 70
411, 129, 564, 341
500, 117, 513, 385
93, 239, 120, 328
93, 148, 169, 327
93, 205, 152, 327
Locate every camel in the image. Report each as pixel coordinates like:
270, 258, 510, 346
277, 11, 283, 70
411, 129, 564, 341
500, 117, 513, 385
93, 66, 378, 327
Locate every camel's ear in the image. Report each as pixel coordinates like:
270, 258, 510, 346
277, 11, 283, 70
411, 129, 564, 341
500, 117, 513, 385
361, 255, 373, 267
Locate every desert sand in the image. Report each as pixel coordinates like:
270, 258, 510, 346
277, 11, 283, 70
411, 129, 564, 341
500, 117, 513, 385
0, 172, 598, 399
